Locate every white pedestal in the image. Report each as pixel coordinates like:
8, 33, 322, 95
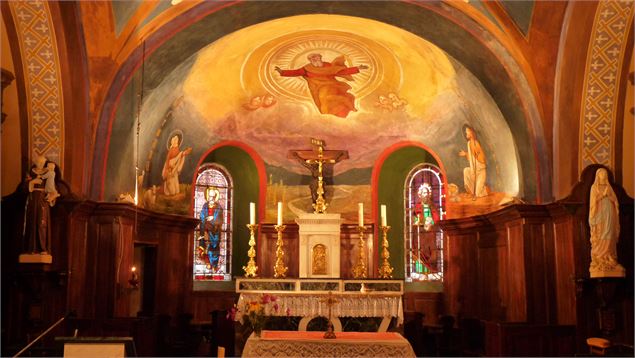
296, 213, 341, 278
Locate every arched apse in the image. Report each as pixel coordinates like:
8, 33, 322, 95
94, 1, 548, 220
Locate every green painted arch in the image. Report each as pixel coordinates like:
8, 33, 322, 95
197, 145, 260, 280
376, 146, 441, 280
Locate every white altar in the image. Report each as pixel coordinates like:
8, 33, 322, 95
296, 213, 342, 278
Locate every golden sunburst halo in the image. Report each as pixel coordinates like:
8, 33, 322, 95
242, 30, 391, 103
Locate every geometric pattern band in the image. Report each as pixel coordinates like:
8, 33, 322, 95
580, 0, 633, 172
9, 0, 64, 167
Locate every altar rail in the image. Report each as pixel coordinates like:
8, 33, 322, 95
236, 278, 405, 330
236, 278, 403, 295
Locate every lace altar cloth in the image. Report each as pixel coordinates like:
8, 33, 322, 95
236, 292, 404, 325
242, 330, 415, 357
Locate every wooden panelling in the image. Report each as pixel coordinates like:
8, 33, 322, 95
551, 212, 577, 325
440, 179, 633, 354
190, 291, 238, 324
259, 223, 299, 278
62, 201, 199, 321
443, 229, 478, 319
441, 205, 570, 325
478, 230, 505, 321
484, 321, 576, 357
506, 220, 527, 322
495, 228, 510, 321
403, 292, 443, 325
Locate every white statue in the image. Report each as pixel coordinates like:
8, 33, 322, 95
41, 162, 60, 206
588, 168, 625, 278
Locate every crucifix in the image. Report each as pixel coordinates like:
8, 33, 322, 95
289, 138, 348, 214
320, 291, 339, 339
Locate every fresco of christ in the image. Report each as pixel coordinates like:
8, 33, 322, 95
275, 53, 368, 118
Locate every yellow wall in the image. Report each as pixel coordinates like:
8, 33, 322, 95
1, 14, 22, 196
622, 52, 634, 197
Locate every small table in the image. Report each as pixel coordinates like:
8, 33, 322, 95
242, 330, 415, 357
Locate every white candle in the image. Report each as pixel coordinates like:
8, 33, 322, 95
249, 202, 255, 225
277, 202, 283, 226
381, 205, 387, 226
358, 203, 364, 227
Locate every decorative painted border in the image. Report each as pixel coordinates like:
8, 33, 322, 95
9, 0, 64, 166
580, 0, 633, 171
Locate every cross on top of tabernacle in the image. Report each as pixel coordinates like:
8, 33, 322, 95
288, 138, 349, 214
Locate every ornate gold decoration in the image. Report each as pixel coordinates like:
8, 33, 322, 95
273, 224, 288, 278
9, 1, 65, 165
243, 224, 258, 277
378, 225, 394, 279
579, 0, 633, 170
312, 244, 327, 275
320, 291, 339, 339
307, 140, 332, 213
351, 226, 367, 279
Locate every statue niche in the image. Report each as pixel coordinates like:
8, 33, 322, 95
312, 244, 327, 275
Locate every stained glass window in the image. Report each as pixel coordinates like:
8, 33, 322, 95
193, 164, 232, 281
404, 164, 445, 282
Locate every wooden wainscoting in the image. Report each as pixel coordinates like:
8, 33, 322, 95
403, 291, 443, 325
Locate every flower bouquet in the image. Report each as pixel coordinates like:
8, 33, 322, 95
228, 294, 289, 337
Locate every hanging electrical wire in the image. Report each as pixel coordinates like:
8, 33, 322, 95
133, 40, 146, 248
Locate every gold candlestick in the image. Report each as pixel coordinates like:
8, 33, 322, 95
243, 224, 258, 277
273, 224, 288, 278
378, 225, 394, 279
351, 226, 367, 279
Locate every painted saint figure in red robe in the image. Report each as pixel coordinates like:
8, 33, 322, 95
275, 53, 368, 118
162, 134, 192, 196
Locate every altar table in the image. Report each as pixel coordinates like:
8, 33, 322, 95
242, 330, 415, 357
235, 279, 404, 331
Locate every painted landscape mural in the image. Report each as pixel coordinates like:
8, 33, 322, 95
105, 14, 521, 222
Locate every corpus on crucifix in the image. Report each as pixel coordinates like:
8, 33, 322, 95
289, 138, 348, 214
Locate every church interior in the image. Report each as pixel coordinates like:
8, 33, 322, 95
1, 1, 633, 357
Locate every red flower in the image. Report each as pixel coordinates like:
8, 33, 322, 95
226, 305, 237, 321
